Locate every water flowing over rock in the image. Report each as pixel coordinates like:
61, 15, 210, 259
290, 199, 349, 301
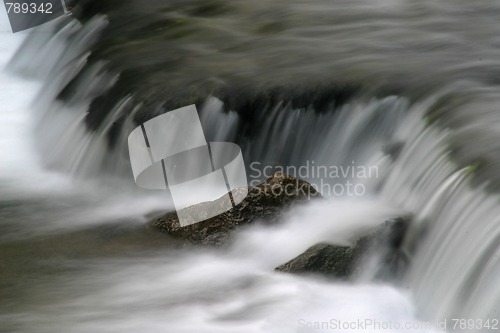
151, 172, 321, 245
3, 0, 500, 328
275, 218, 410, 281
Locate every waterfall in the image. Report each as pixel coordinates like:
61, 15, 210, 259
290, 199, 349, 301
3, 2, 499, 330
380, 99, 500, 321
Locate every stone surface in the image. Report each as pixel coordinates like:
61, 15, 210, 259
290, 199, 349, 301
275, 243, 354, 278
275, 217, 410, 281
151, 172, 321, 245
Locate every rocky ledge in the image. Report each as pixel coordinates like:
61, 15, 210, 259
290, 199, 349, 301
151, 172, 321, 246
150, 172, 410, 282
275, 217, 410, 282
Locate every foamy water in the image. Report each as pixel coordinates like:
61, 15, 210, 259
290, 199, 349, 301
0, 30, 441, 333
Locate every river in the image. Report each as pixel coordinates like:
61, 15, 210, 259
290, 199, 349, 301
0, 1, 499, 332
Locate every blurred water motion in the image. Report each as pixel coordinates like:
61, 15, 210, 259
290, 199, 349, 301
0, 1, 500, 332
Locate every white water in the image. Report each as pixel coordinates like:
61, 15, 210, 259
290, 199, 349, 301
3, 1, 500, 329
0, 30, 171, 236
379, 103, 500, 321
0, 31, 442, 333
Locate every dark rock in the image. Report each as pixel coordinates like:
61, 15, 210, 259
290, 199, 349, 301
275, 217, 411, 281
351, 217, 411, 281
151, 172, 321, 246
382, 141, 405, 161
275, 244, 354, 279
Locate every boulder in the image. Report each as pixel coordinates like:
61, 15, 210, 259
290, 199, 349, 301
275, 244, 354, 278
151, 172, 321, 246
352, 217, 410, 281
275, 217, 410, 281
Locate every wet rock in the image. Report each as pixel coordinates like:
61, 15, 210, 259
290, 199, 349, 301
275, 217, 410, 281
382, 141, 405, 161
351, 217, 410, 281
151, 172, 321, 246
275, 244, 354, 278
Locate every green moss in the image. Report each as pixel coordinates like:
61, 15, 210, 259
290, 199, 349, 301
464, 161, 481, 176
424, 95, 467, 126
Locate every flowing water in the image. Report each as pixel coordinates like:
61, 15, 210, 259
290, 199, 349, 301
1, 2, 499, 332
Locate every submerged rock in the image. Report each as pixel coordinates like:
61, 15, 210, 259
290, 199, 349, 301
151, 172, 321, 246
275, 217, 410, 281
